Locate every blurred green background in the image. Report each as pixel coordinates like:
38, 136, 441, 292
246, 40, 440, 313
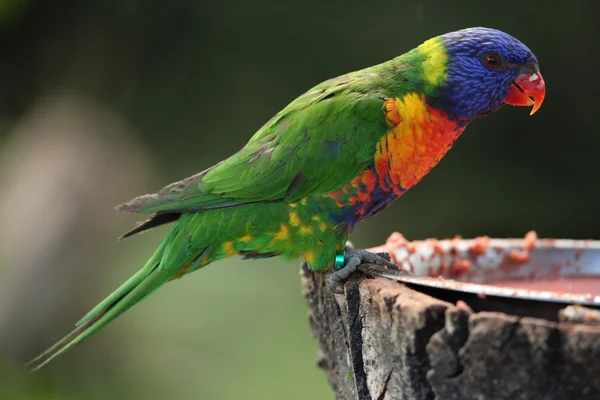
0, 0, 598, 399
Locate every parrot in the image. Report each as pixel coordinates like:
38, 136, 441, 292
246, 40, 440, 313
29, 27, 545, 371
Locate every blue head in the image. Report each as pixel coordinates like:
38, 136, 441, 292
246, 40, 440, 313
422, 27, 545, 121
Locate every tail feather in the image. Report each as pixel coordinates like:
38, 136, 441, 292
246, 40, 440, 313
28, 242, 172, 372
117, 213, 181, 240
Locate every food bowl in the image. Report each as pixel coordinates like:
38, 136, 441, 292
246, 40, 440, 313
367, 232, 600, 311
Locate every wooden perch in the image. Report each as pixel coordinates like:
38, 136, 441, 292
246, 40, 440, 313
302, 264, 600, 400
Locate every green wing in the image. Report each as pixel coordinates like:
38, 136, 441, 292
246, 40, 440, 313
118, 74, 390, 215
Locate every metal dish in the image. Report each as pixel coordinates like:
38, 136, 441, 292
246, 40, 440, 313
367, 234, 600, 307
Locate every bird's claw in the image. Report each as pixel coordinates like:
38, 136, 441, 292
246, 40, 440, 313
328, 249, 401, 294
374, 251, 392, 263
327, 274, 345, 295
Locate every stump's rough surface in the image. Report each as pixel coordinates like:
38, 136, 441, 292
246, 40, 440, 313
302, 265, 600, 400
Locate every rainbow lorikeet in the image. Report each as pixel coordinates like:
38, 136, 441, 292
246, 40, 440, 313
30, 27, 545, 370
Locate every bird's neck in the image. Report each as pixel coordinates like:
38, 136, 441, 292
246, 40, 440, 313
325, 94, 467, 228
374, 94, 467, 195
380, 38, 449, 103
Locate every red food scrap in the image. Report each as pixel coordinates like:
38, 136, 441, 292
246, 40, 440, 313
386, 231, 408, 247
492, 245, 505, 253
469, 235, 490, 255
449, 235, 463, 256
450, 258, 470, 277
383, 232, 409, 263
507, 249, 532, 264
437, 262, 448, 277
432, 240, 444, 255
524, 230, 537, 251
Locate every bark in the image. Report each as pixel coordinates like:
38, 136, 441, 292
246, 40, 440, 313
302, 264, 600, 400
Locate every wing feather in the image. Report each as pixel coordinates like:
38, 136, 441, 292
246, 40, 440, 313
118, 74, 390, 215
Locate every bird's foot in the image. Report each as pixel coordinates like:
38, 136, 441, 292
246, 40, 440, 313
328, 248, 402, 294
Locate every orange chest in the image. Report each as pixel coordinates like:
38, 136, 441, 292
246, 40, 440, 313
375, 96, 466, 194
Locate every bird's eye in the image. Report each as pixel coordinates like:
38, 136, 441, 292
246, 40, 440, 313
484, 53, 501, 69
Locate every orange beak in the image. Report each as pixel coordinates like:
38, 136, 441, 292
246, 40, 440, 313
504, 71, 546, 115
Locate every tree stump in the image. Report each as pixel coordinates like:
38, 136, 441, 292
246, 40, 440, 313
302, 264, 600, 400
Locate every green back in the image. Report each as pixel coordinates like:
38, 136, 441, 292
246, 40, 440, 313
119, 49, 427, 214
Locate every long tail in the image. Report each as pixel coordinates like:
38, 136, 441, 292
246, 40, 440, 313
28, 240, 173, 372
